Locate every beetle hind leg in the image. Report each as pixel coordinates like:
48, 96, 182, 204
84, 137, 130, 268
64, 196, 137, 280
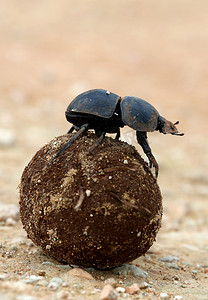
136, 131, 159, 178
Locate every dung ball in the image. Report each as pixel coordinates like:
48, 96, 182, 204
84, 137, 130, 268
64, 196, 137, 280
19, 133, 162, 269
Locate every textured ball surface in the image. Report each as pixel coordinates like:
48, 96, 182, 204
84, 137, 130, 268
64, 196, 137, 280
19, 133, 162, 269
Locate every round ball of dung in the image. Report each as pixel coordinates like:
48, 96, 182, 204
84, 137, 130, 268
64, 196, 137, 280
19, 132, 162, 269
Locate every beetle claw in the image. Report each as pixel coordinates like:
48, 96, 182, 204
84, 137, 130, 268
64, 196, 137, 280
146, 152, 159, 178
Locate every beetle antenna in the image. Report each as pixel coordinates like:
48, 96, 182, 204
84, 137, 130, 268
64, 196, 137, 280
174, 132, 184, 136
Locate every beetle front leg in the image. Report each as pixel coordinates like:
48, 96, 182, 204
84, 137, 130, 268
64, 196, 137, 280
51, 123, 89, 165
67, 126, 75, 134
136, 131, 159, 177
67, 125, 79, 134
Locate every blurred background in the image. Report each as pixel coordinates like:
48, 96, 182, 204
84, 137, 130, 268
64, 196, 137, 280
0, 0, 208, 233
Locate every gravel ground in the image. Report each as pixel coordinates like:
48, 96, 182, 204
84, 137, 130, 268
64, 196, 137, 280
0, 1, 208, 299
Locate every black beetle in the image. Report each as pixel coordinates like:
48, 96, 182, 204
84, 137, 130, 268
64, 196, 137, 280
52, 89, 184, 177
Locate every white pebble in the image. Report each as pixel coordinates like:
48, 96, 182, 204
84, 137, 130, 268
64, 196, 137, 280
116, 287, 125, 293
123, 159, 128, 164
23, 275, 43, 284
48, 277, 64, 290
6, 217, 17, 226
86, 190, 91, 197
160, 293, 169, 299
0, 273, 8, 280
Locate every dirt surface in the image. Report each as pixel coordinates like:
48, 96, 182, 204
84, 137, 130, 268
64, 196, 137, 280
0, 1, 208, 299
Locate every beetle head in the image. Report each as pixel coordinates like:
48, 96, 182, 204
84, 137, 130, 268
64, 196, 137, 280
158, 116, 184, 136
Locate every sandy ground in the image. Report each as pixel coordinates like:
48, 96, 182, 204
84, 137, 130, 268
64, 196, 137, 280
0, 0, 208, 299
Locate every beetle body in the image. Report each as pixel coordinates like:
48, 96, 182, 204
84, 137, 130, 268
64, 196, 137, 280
65, 89, 124, 135
53, 89, 184, 177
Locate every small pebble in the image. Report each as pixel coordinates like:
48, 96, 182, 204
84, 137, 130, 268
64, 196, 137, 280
167, 263, 179, 270
9, 245, 18, 251
160, 292, 169, 299
86, 190, 91, 197
100, 284, 118, 300
104, 278, 117, 288
38, 271, 46, 277
115, 287, 125, 293
23, 275, 43, 284
67, 268, 94, 280
91, 288, 101, 295
48, 277, 64, 290
159, 256, 179, 262
36, 279, 48, 287
113, 264, 148, 278
0, 274, 8, 280
5, 217, 17, 226
125, 283, 140, 295
139, 282, 151, 289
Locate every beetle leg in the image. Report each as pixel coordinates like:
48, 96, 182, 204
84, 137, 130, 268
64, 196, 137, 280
115, 129, 120, 140
67, 125, 80, 134
51, 123, 89, 165
136, 131, 159, 178
89, 132, 106, 152
67, 126, 75, 134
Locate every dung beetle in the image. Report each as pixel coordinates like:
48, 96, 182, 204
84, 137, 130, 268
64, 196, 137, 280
52, 89, 184, 177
